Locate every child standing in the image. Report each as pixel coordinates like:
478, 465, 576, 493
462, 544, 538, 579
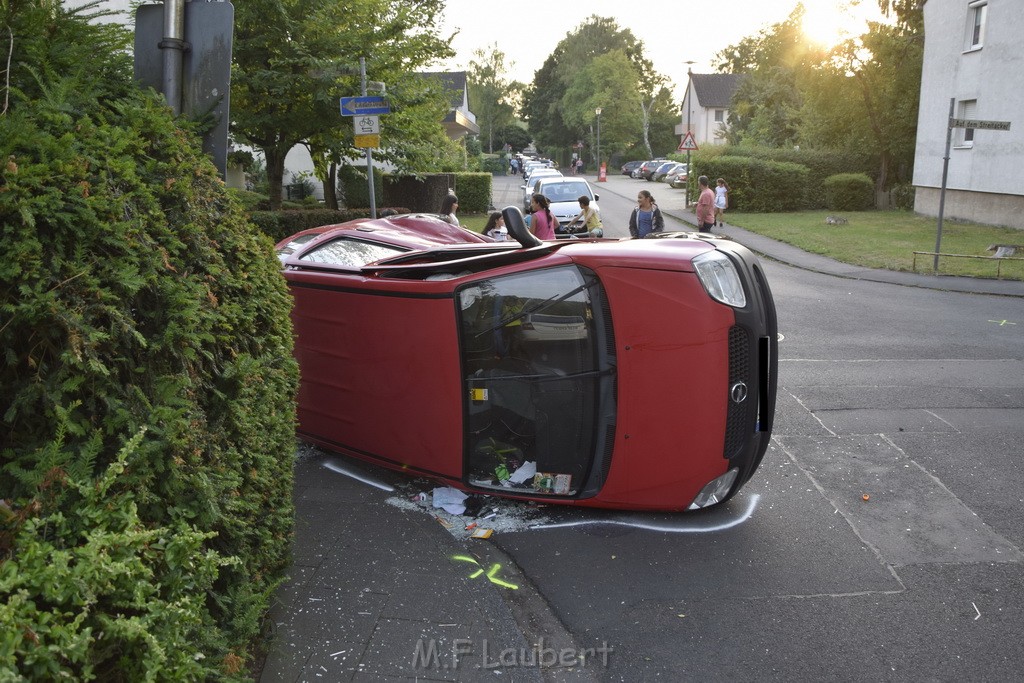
714, 178, 729, 228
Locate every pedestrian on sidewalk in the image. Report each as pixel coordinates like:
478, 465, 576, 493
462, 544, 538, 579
628, 189, 665, 239
696, 176, 715, 232
714, 177, 729, 227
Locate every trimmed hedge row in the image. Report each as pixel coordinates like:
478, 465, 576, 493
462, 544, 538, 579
823, 173, 875, 211
678, 144, 879, 211
251, 207, 410, 244
681, 155, 811, 213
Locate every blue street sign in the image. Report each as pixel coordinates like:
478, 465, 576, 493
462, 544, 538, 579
339, 96, 390, 116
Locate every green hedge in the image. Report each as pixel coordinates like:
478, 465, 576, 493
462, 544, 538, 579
1, 4, 297, 676
686, 154, 810, 213
250, 207, 410, 244
823, 173, 875, 211
679, 145, 877, 209
449, 172, 493, 213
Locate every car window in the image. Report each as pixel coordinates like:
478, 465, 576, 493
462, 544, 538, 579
541, 180, 592, 202
458, 265, 611, 498
297, 236, 406, 266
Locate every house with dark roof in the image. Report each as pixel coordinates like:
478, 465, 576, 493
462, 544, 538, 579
676, 72, 745, 146
418, 71, 480, 140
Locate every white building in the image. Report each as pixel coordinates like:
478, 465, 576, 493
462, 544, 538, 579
676, 72, 745, 146
912, 0, 1024, 229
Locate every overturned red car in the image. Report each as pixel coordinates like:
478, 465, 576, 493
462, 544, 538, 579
278, 209, 777, 511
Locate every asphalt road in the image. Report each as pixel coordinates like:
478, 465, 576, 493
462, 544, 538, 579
489, 173, 1024, 681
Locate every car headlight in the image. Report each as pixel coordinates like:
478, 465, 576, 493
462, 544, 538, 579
692, 250, 747, 308
688, 468, 738, 510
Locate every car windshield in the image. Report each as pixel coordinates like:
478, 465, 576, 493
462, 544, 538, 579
297, 236, 406, 267
457, 265, 615, 498
541, 180, 592, 203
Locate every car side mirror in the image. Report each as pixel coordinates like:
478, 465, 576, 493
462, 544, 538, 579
594, 194, 600, 201
502, 206, 542, 248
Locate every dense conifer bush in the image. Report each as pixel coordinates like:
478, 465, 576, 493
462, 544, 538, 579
1, 2, 298, 677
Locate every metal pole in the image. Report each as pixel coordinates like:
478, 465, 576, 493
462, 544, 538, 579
596, 112, 601, 178
160, 0, 185, 114
685, 67, 693, 208
934, 98, 955, 273
361, 57, 377, 219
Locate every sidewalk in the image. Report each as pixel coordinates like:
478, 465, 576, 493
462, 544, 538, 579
259, 450, 589, 682
596, 172, 1024, 298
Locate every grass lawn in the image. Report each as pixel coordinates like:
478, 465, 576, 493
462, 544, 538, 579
459, 213, 488, 233
726, 210, 1024, 281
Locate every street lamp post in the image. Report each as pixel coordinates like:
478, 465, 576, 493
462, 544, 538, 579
595, 107, 602, 178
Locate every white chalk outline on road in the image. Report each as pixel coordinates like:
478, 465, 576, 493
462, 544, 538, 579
323, 460, 395, 491
528, 494, 760, 532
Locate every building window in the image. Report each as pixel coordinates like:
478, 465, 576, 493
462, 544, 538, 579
957, 99, 977, 147
966, 1, 987, 50
714, 109, 725, 123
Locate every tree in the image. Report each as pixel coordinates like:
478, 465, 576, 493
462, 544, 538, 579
468, 44, 521, 153
231, 0, 455, 209
524, 16, 676, 163
717, 5, 819, 147
494, 124, 532, 152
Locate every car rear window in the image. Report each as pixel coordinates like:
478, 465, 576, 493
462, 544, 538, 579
297, 237, 406, 267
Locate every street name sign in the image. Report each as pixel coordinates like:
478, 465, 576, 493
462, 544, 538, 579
949, 118, 1011, 131
340, 96, 390, 116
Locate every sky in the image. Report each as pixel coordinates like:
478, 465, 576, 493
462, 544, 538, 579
433, 0, 887, 101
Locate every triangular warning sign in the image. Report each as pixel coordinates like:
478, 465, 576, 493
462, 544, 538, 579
678, 131, 698, 152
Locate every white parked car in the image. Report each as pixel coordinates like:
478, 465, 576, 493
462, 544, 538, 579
531, 177, 601, 228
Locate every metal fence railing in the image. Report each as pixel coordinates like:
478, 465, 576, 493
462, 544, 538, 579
912, 251, 1024, 279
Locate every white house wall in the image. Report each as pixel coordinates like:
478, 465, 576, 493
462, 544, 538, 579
912, 0, 1024, 229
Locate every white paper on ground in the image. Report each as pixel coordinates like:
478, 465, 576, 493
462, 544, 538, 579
432, 486, 468, 514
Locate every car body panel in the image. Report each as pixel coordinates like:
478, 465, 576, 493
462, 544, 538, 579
279, 213, 777, 511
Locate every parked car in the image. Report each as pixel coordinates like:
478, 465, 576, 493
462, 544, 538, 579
521, 168, 564, 210
277, 209, 778, 511
653, 162, 686, 183
643, 160, 675, 181
666, 163, 689, 188
531, 176, 600, 230
620, 160, 644, 176
635, 159, 667, 180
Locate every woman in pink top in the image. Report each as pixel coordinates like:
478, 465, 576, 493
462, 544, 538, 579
529, 193, 557, 240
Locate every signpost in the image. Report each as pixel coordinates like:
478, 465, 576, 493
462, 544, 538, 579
933, 99, 1012, 272
339, 59, 389, 218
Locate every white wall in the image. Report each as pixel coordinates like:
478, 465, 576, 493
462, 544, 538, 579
913, 0, 1024, 228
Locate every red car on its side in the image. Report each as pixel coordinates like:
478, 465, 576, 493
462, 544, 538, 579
277, 209, 777, 511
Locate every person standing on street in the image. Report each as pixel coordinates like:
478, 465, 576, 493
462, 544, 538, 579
696, 176, 715, 232
628, 190, 665, 239
529, 193, 557, 240
714, 177, 730, 227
